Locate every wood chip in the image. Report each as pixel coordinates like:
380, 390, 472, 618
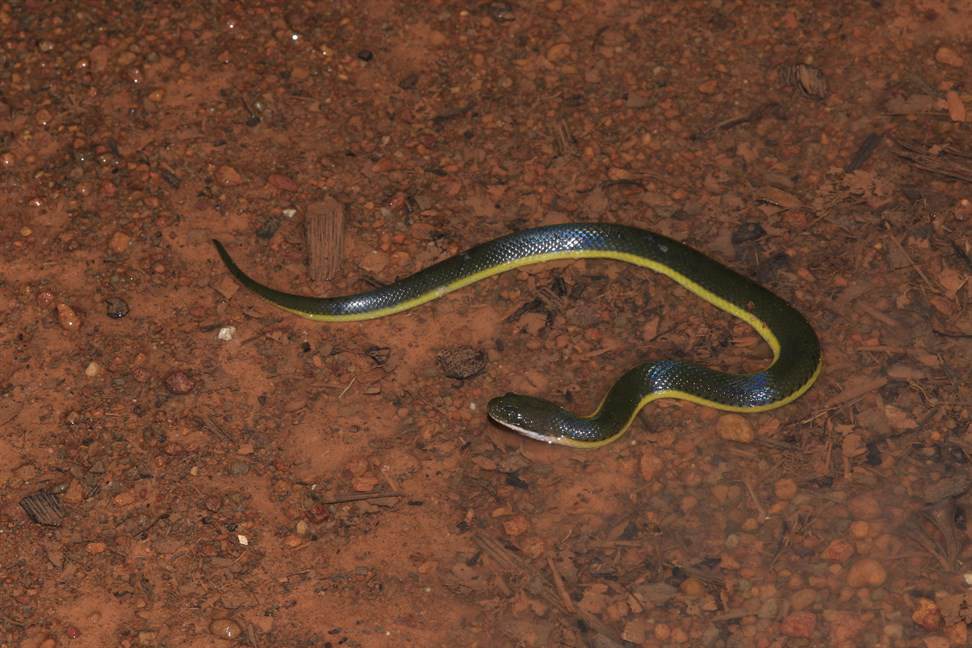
824, 375, 887, 408
305, 197, 345, 281
20, 491, 64, 526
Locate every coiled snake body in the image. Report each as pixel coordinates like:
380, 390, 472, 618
213, 223, 821, 447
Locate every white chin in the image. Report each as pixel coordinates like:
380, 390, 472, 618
489, 418, 563, 445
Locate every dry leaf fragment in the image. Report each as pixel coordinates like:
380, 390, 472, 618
886, 94, 937, 115
779, 64, 828, 99
756, 186, 802, 209
945, 91, 967, 123
937, 267, 967, 296
935, 46, 965, 68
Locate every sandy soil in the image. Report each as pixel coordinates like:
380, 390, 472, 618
1, 1, 971, 646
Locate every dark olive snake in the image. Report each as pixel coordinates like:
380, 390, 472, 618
213, 223, 821, 447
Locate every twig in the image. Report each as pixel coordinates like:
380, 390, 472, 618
823, 375, 888, 409
337, 376, 356, 399
741, 479, 767, 520
888, 235, 938, 293
546, 556, 577, 613
319, 491, 403, 505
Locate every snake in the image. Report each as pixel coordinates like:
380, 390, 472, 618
212, 223, 821, 448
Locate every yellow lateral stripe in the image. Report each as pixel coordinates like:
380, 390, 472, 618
287, 249, 781, 364
539, 356, 823, 448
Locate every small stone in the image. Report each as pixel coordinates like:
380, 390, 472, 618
228, 461, 249, 476
164, 370, 195, 394
757, 597, 779, 619
849, 520, 870, 539
437, 346, 487, 380
546, 42, 571, 62
215, 165, 243, 186
113, 491, 135, 506
912, 597, 942, 630
56, 303, 81, 330
358, 250, 388, 274
105, 297, 129, 319
945, 622, 968, 645
774, 478, 798, 500
790, 588, 817, 610
781, 611, 816, 638
848, 493, 881, 520
502, 514, 529, 537
86, 541, 107, 554
846, 558, 886, 588
822, 539, 855, 561
283, 534, 304, 548
352, 475, 379, 492
208, 618, 243, 640
84, 362, 101, 377
62, 480, 84, 504
267, 173, 299, 192
653, 623, 671, 641
935, 46, 964, 67
680, 577, 705, 597
108, 231, 131, 253
698, 79, 719, 94
621, 618, 647, 643
639, 451, 664, 481
922, 637, 949, 648
716, 414, 754, 443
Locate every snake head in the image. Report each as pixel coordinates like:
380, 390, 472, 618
487, 393, 577, 445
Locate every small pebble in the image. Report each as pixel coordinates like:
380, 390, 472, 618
358, 250, 388, 274
822, 539, 855, 562
108, 231, 131, 253
164, 370, 195, 394
437, 346, 487, 380
352, 475, 379, 492
780, 611, 816, 638
357, 49, 374, 61
546, 42, 571, 62
774, 478, 798, 500
105, 297, 129, 319
228, 461, 250, 476
757, 597, 779, 619
215, 165, 243, 186
267, 173, 298, 192
679, 577, 705, 597
502, 514, 529, 537
848, 493, 881, 520
57, 303, 81, 330
846, 558, 886, 587
716, 413, 753, 443
639, 451, 663, 481
790, 588, 817, 610
84, 361, 100, 377
849, 520, 870, 539
208, 618, 243, 640
911, 597, 942, 630
935, 46, 965, 67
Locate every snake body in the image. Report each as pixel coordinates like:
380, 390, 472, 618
212, 223, 821, 447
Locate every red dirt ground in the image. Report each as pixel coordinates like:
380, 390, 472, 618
1, 1, 971, 647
